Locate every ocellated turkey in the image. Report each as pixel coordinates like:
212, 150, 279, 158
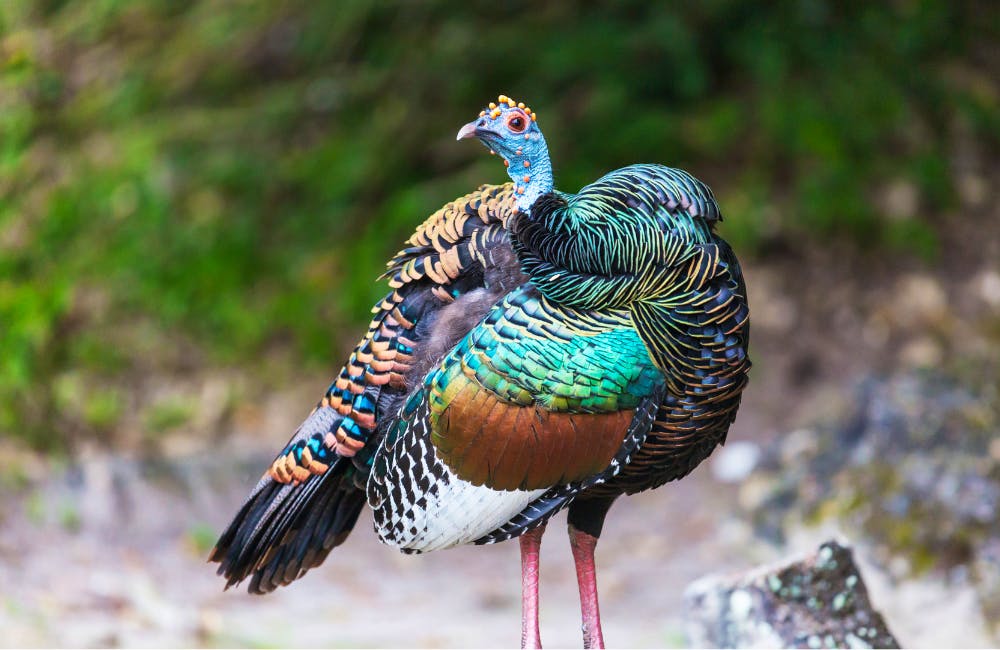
211, 95, 751, 649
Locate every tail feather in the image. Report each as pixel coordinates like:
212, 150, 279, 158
210, 456, 366, 594
255, 472, 363, 593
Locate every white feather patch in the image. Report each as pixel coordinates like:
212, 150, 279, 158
368, 414, 546, 553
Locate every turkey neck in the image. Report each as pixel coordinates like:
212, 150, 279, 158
505, 136, 553, 214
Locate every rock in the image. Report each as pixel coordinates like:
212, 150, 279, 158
739, 371, 1000, 644
684, 540, 899, 649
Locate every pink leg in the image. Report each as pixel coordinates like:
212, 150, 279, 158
520, 525, 546, 649
569, 524, 605, 649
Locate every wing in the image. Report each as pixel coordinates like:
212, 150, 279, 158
210, 183, 519, 592
424, 287, 663, 490
367, 285, 666, 551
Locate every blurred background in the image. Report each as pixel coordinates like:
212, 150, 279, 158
0, 0, 998, 646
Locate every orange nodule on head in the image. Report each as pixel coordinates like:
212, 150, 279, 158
493, 94, 535, 120
459, 95, 539, 142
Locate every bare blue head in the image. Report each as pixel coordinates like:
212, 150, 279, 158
457, 94, 553, 213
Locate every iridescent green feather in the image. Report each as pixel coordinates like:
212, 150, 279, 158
423, 286, 663, 417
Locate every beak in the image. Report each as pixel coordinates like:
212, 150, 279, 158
456, 120, 479, 141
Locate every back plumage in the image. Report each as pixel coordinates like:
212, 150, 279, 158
210, 183, 522, 592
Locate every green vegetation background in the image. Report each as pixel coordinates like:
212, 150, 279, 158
1, 0, 996, 449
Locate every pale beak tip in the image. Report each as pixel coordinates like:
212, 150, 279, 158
456, 122, 478, 141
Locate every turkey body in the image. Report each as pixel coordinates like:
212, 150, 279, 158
370, 164, 749, 553
212, 164, 749, 583
211, 99, 750, 648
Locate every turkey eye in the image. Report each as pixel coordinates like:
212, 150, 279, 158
507, 115, 526, 133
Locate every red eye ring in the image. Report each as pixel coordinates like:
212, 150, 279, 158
505, 112, 528, 133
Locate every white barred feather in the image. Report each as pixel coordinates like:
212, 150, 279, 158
368, 403, 545, 553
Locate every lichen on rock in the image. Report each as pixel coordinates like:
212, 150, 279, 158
684, 540, 899, 649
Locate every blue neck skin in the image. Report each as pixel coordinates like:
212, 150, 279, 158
502, 133, 554, 213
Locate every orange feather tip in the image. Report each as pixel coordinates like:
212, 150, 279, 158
353, 411, 377, 429
333, 441, 364, 458
368, 359, 394, 373
391, 307, 415, 329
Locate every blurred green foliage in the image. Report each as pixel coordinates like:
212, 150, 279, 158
0, 0, 996, 449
